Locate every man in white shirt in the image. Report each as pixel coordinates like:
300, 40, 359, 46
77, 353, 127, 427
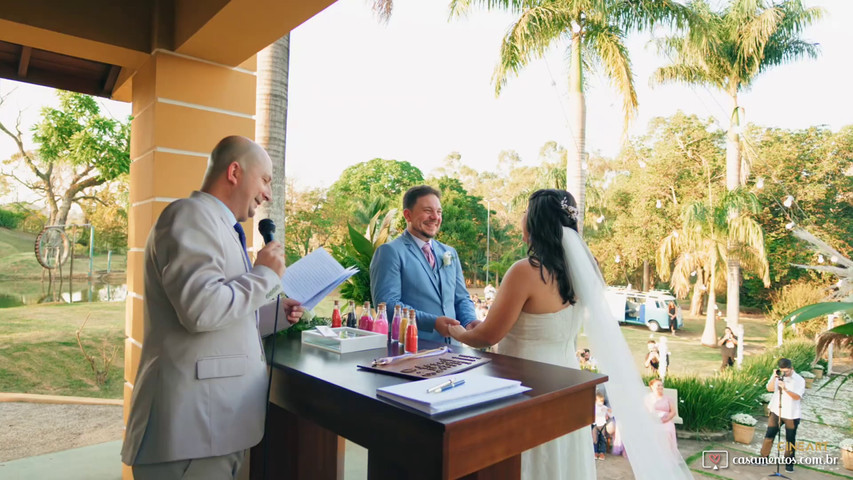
760, 358, 805, 472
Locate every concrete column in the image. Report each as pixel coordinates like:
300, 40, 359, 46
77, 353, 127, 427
123, 50, 256, 479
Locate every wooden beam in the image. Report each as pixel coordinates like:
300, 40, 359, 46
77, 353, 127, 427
102, 64, 121, 96
17, 45, 30, 77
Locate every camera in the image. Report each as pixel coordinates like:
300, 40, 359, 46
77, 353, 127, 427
775, 368, 784, 380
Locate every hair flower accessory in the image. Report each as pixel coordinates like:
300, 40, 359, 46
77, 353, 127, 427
442, 251, 453, 267
560, 197, 579, 221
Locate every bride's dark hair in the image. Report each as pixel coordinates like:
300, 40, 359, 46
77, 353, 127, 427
526, 189, 579, 305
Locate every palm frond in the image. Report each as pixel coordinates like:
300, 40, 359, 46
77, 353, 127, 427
583, 21, 637, 130
493, 5, 575, 95
737, 6, 783, 65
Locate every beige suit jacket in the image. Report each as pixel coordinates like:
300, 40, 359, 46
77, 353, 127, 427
122, 191, 286, 465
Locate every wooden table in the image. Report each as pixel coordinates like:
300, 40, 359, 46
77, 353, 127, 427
251, 337, 606, 480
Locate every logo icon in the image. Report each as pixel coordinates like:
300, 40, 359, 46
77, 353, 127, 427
702, 450, 729, 470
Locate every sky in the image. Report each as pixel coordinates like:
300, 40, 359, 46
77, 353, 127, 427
1, 0, 851, 193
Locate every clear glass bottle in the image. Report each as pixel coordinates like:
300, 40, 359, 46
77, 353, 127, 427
390, 305, 402, 342
405, 309, 418, 353
331, 300, 342, 328
359, 301, 373, 331
399, 308, 409, 347
346, 300, 357, 328
373, 303, 389, 335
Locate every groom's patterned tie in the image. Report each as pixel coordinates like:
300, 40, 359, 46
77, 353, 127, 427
422, 243, 436, 269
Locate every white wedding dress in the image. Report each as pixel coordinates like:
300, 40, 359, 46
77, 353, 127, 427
499, 306, 596, 480
486, 227, 693, 480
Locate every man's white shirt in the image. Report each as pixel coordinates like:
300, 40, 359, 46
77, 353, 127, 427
767, 372, 805, 419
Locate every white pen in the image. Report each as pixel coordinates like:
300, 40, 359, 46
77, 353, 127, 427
427, 378, 466, 394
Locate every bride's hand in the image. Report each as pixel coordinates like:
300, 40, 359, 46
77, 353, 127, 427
448, 325, 467, 340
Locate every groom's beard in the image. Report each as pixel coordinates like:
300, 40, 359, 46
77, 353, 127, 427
409, 225, 438, 240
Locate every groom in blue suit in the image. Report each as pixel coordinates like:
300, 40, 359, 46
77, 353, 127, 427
370, 185, 478, 342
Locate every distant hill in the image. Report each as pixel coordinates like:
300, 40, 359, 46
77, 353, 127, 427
0, 227, 36, 257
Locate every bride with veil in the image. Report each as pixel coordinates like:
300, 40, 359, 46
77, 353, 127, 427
445, 189, 693, 480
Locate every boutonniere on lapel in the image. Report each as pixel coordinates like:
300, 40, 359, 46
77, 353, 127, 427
442, 251, 453, 267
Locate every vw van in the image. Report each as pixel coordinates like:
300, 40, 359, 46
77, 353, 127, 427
605, 287, 683, 332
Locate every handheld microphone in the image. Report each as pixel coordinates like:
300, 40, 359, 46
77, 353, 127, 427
258, 219, 276, 244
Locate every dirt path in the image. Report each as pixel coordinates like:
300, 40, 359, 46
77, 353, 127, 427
0, 402, 123, 462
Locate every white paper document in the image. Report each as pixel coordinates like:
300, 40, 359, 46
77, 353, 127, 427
376, 373, 530, 415
281, 248, 358, 310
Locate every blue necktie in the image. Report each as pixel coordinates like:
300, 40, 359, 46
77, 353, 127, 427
233, 222, 251, 270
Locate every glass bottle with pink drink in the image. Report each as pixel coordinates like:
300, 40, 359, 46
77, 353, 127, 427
359, 301, 373, 331
373, 303, 389, 336
390, 305, 402, 342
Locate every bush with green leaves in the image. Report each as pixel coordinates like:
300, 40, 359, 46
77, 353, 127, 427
767, 282, 829, 339
663, 371, 766, 432
0, 207, 24, 228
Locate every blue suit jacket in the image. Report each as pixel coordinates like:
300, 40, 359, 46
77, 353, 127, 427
370, 230, 476, 342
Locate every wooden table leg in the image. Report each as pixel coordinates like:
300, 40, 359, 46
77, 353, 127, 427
250, 403, 341, 479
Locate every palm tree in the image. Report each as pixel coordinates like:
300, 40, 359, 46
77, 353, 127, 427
374, 0, 694, 234
253, 35, 291, 253
658, 189, 770, 346
653, 0, 822, 327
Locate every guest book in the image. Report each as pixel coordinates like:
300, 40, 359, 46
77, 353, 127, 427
358, 351, 490, 379
376, 373, 530, 415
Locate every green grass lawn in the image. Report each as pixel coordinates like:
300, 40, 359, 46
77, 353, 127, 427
0, 227, 127, 281
577, 310, 775, 378
0, 302, 125, 398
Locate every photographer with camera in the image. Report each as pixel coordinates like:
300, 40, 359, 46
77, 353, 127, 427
717, 326, 738, 370
760, 358, 805, 472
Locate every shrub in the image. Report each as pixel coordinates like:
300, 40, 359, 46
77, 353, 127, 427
662, 371, 765, 432
739, 339, 816, 381
0, 207, 24, 228
768, 282, 829, 339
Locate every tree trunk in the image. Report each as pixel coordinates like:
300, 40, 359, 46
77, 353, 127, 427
701, 269, 718, 346
726, 92, 742, 328
567, 33, 586, 235
689, 268, 704, 316
253, 34, 290, 255
55, 195, 74, 227
642, 260, 650, 291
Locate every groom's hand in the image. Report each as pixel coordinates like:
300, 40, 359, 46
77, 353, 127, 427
435, 316, 461, 337
448, 325, 467, 341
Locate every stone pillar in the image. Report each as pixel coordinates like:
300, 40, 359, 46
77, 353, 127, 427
123, 50, 256, 479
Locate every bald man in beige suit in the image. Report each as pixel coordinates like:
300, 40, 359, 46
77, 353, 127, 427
122, 136, 303, 479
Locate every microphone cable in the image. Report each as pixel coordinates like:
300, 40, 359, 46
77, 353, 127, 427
262, 293, 280, 480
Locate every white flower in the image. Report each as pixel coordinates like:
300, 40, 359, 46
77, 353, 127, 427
442, 251, 453, 267
731, 413, 758, 427
840, 438, 853, 452
799, 370, 815, 378
759, 393, 773, 403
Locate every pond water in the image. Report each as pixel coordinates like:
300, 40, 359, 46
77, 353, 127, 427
0, 280, 127, 308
